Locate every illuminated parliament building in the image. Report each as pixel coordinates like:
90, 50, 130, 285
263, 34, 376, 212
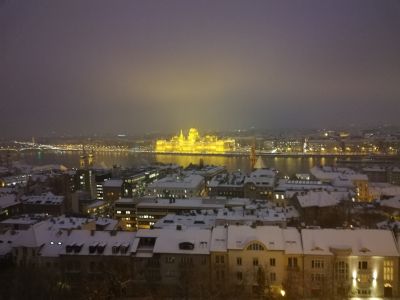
155, 128, 235, 154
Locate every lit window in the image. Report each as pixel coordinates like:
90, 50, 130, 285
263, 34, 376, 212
117, 210, 122, 214
384, 260, 393, 281
358, 261, 368, 270
126, 211, 131, 214
247, 243, 264, 251
312, 260, 324, 269
334, 261, 349, 281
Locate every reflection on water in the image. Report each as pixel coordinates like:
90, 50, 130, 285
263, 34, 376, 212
19, 151, 338, 176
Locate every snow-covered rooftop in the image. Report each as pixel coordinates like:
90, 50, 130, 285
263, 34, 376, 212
61, 230, 136, 256
311, 166, 368, 182
296, 190, 342, 208
22, 192, 64, 205
148, 174, 204, 189
103, 179, 123, 188
301, 228, 399, 257
0, 194, 19, 210
153, 228, 211, 255
226, 225, 302, 254
380, 196, 400, 210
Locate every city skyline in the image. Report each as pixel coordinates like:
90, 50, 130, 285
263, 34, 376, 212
1, 0, 400, 138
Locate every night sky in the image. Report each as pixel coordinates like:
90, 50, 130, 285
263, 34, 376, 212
1, 0, 400, 138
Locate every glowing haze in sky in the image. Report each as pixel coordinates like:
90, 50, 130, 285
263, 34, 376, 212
1, 0, 400, 137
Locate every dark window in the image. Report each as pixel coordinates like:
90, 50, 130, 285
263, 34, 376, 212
270, 258, 276, 267
237, 257, 242, 266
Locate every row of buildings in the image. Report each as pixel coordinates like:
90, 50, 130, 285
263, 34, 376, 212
1, 219, 399, 299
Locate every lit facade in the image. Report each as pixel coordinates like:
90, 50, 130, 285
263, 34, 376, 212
155, 128, 235, 154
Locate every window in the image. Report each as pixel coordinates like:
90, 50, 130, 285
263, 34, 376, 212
312, 260, 324, 269
311, 273, 324, 282
384, 260, 394, 281
358, 261, 368, 270
270, 258, 276, 267
180, 257, 193, 265
179, 242, 194, 250
165, 256, 175, 264
288, 257, 298, 268
253, 258, 259, 266
237, 272, 243, 280
357, 289, 371, 295
237, 257, 242, 266
247, 243, 264, 251
270, 272, 276, 282
334, 261, 349, 281
216, 255, 225, 264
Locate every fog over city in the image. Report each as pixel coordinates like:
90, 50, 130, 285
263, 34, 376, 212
1, 0, 400, 138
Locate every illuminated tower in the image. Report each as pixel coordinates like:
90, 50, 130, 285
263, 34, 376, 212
303, 138, 308, 153
188, 128, 200, 143
80, 145, 87, 169
250, 144, 257, 170
254, 156, 266, 169
88, 150, 95, 168
179, 129, 185, 144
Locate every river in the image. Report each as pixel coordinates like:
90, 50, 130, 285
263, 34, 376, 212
16, 151, 345, 176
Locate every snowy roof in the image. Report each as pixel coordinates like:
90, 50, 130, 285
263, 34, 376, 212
216, 206, 286, 225
249, 168, 277, 178
61, 230, 136, 256
152, 228, 211, 255
208, 172, 245, 187
301, 229, 399, 257
136, 198, 224, 210
226, 225, 302, 254
210, 226, 228, 252
0, 230, 22, 256
32, 164, 68, 173
310, 166, 368, 182
362, 166, 386, 172
380, 196, 400, 210
0, 194, 19, 209
43, 216, 92, 230
244, 168, 277, 187
282, 228, 304, 254
188, 165, 225, 177
85, 200, 107, 209
153, 213, 216, 230
275, 179, 335, 193
115, 198, 135, 204
369, 183, 400, 198
22, 192, 64, 205
296, 191, 342, 208
103, 179, 123, 188
148, 174, 204, 189
0, 214, 48, 226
